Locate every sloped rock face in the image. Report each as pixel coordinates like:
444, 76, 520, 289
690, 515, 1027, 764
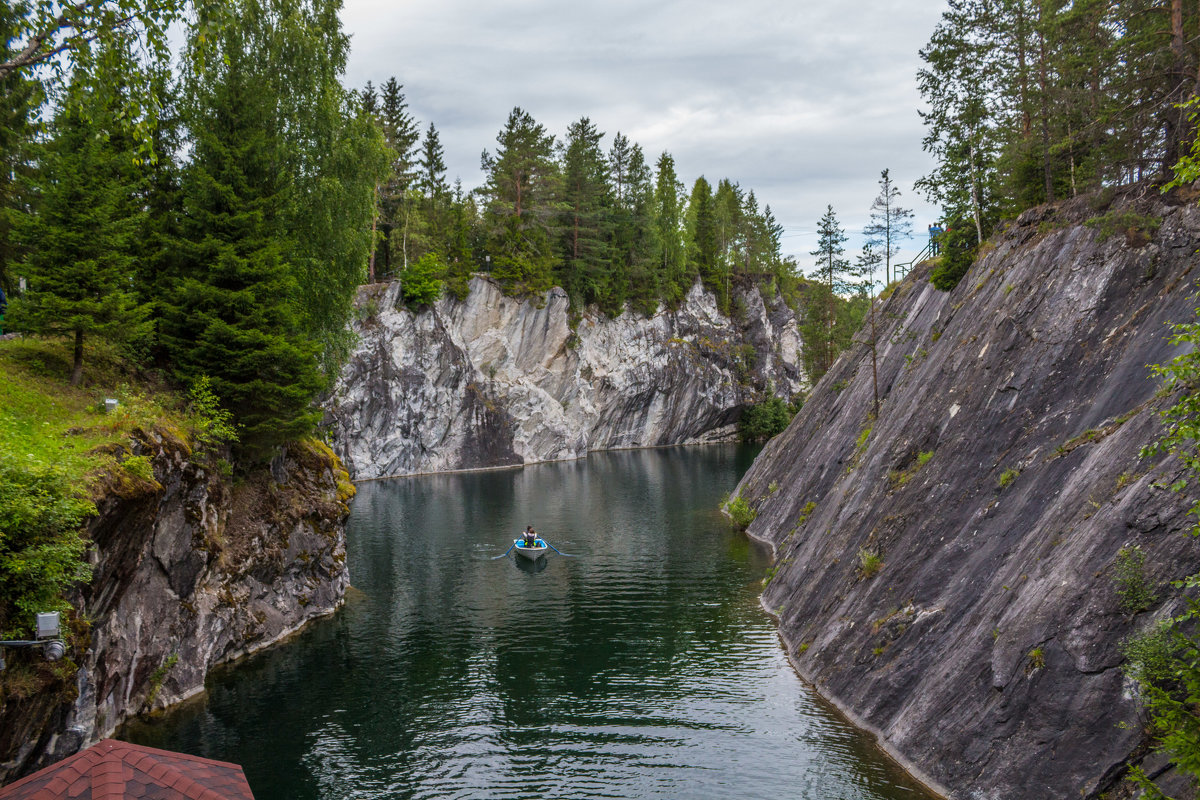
0, 438, 351, 783
331, 276, 806, 479
732, 191, 1200, 799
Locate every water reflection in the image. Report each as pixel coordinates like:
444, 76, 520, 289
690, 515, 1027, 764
124, 446, 935, 800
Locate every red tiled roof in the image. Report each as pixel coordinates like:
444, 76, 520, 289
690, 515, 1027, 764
0, 739, 254, 800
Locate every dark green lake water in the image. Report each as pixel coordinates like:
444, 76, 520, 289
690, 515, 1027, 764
125, 446, 934, 800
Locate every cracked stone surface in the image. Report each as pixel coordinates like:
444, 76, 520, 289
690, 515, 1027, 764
329, 276, 807, 479
732, 190, 1200, 799
0, 441, 350, 784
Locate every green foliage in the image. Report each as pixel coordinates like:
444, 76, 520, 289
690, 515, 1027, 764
9, 75, 153, 386
1027, 648, 1045, 671
479, 107, 560, 296
1113, 545, 1157, 614
145, 652, 179, 707
998, 467, 1021, 489
399, 252, 445, 308
1086, 211, 1162, 247
917, 0, 1198, 238
929, 221, 979, 291
0, 455, 94, 638
121, 456, 155, 484
738, 396, 797, 442
160, 0, 386, 462
727, 495, 757, 530
1122, 590, 1200, 799
1122, 621, 1175, 688
1142, 312, 1200, 529
890, 450, 934, 487
857, 547, 883, 578
1122, 306, 1200, 798
187, 375, 238, 455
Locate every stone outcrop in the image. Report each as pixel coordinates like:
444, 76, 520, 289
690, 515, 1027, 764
0, 436, 352, 784
330, 276, 806, 479
731, 189, 1200, 799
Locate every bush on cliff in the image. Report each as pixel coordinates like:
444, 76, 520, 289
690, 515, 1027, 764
739, 396, 799, 442
1125, 311, 1200, 798
929, 221, 979, 291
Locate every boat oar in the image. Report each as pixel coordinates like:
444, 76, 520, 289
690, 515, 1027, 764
547, 542, 577, 557
490, 542, 515, 560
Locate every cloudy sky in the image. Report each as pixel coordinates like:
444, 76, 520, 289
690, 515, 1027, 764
339, 0, 949, 270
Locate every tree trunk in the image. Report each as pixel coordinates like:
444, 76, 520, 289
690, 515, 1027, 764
368, 184, 379, 283
969, 140, 984, 244
1036, 13, 1053, 202
71, 327, 83, 387
870, 290, 879, 419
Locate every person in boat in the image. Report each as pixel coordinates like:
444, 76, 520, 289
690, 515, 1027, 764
522, 526, 538, 548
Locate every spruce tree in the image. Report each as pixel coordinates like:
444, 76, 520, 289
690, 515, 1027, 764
379, 77, 420, 275
653, 152, 688, 306
685, 176, 723, 311
160, 0, 341, 460
10, 79, 151, 386
559, 116, 614, 311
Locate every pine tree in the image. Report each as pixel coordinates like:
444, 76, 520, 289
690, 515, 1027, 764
10, 77, 151, 386
479, 107, 559, 295
443, 179, 476, 300
559, 116, 614, 311
863, 168, 914, 285
379, 77, 420, 276
615, 141, 658, 315
360, 80, 378, 117
856, 244, 884, 418
809, 205, 851, 376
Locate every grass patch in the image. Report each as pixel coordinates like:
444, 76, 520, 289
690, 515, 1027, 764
889, 450, 934, 488
0, 336, 195, 639
857, 547, 883, 579
998, 468, 1021, 489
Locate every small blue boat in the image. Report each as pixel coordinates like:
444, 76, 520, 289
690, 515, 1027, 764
513, 537, 548, 560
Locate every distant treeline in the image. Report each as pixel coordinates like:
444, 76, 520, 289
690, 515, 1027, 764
357, 82, 799, 319
918, 0, 1200, 287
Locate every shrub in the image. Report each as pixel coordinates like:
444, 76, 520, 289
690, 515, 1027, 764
727, 495, 757, 530
1085, 210, 1161, 247
929, 222, 979, 291
121, 455, 155, 483
1113, 545, 1156, 614
1028, 647, 1045, 671
0, 458, 94, 637
738, 396, 796, 442
398, 253, 446, 307
998, 468, 1020, 489
858, 547, 883, 578
188, 376, 238, 455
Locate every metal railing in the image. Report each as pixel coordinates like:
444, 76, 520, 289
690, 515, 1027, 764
894, 239, 937, 281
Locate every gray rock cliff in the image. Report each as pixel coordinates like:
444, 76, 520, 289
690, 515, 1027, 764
0, 436, 352, 783
732, 189, 1200, 799
330, 275, 806, 479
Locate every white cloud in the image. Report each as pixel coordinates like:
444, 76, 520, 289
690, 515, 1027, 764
341, 0, 948, 270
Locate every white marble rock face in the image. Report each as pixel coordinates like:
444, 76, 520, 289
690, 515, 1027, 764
331, 276, 807, 479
